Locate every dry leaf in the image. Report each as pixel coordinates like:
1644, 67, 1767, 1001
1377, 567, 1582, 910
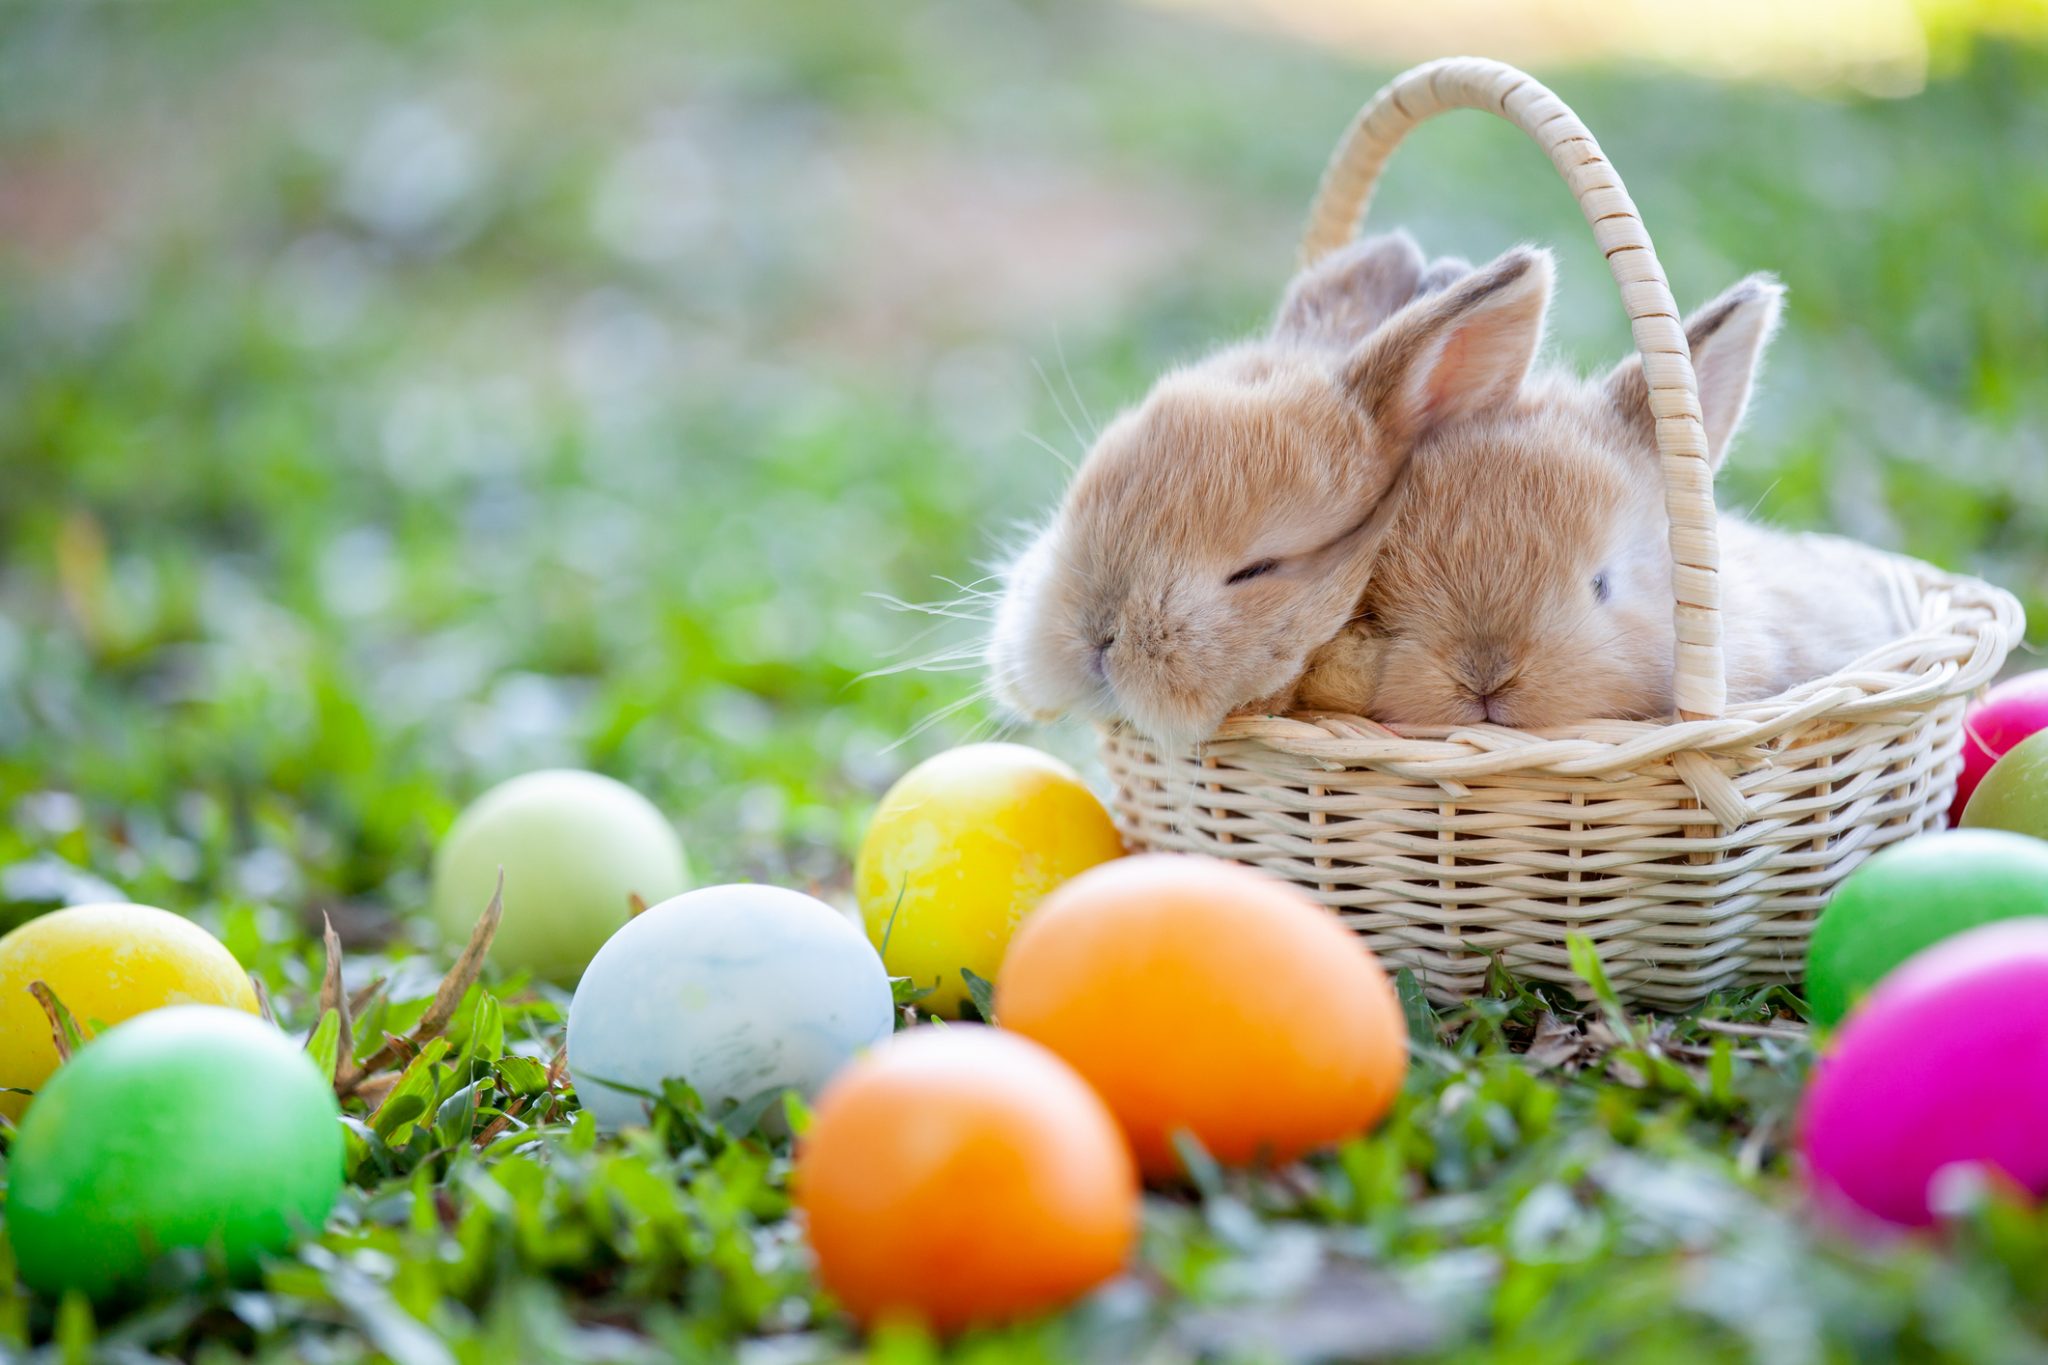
337, 871, 502, 1098
1698, 1017, 1809, 1043
250, 974, 278, 1027
474, 1094, 530, 1149
1525, 1012, 1584, 1071
319, 913, 355, 1076
348, 976, 388, 1017
1583, 1019, 1626, 1054
352, 1072, 400, 1109
28, 980, 79, 1063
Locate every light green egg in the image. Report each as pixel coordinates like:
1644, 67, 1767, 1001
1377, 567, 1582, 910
431, 769, 690, 982
1961, 729, 2048, 843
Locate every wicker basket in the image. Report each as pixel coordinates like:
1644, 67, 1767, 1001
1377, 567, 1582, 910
1098, 57, 2024, 1008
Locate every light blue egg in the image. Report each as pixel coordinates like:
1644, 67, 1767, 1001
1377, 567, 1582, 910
566, 884, 895, 1129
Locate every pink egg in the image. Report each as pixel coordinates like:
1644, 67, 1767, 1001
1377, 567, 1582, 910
1797, 919, 2048, 1227
1952, 671, 2048, 824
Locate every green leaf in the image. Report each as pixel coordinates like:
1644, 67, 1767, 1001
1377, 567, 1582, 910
879, 881, 908, 954
782, 1090, 813, 1138
436, 1079, 493, 1147
495, 1055, 550, 1097
1394, 967, 1436, 1042
1709, 1036, 1736, 1107
373, 1094, 428, 1136
889, 976, 933, 1010
1565, 934, 1606, 997
462, 991, 504, 1065
1565, 933, 1631, 1036
305, 1009, 342, 1082
371, 1038, 450, 1142
960, 966, 997, 1022
1171, 1130, 1224, 1201
338, 1115, 393, 1182
718, 1086, 785, 1138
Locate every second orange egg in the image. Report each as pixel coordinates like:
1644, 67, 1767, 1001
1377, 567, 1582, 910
794, 1026, 1137, 1332
995, 854, 1407, 1177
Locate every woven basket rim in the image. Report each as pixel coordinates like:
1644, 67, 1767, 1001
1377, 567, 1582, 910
1131, 556, 2022, 781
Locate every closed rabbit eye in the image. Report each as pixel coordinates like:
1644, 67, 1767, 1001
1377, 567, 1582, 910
1225, 558, 1280, 586
1591, 571, 1613, 603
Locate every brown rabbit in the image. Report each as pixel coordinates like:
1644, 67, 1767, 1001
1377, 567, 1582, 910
984, 233, 1533, 748
1287, 268, 1915, 728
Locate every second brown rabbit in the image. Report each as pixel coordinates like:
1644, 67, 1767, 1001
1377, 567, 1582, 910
1284, 262, 1916, 728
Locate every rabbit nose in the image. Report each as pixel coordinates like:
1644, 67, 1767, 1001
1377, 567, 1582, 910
1458, 646, 1517, 699
1458, 645, 1520, 722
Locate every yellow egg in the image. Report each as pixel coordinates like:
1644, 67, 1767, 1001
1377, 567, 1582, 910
0, 903, 259, 1119
855, 743, 1124, 1016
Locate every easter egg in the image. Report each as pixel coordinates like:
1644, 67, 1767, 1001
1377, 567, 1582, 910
7, 1005, 343, 1300
1951, 671, 2048, 823
1805, 830, 2048, 1026
431, 769, 690, 982
996, 854, 1407, 1178
855, 743, 1123, 1016
1797, 920, 2048, 1226
1961, 729, 2048, 842
795, 1026, 1136, 1332
0, 902, 259, 1121
567, 884, 893, 1129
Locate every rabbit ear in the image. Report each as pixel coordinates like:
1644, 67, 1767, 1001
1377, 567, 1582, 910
1272, 233, 1427, 349
1342, 245, 1553, 445
1609, 273, 1784, 470
1416, 255, 1473, 297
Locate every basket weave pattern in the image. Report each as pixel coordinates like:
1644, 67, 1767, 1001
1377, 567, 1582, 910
1098, 59, 2024, 1007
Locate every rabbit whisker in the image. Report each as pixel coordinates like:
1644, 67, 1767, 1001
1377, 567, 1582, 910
1052, 327, 1100, 440
884, 686, 993, 754
1032, 356, 1093, 462
1021, 429, 1077, 476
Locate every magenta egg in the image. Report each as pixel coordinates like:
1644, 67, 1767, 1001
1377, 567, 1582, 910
1952, 672, 2048, 824
1797, 919, 2048, 1227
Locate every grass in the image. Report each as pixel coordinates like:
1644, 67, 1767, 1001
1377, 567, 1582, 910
2, 0, 2047, 1358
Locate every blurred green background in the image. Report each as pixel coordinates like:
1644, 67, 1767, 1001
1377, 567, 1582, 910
3, 0, 2045, 956
8, 4, 2048, 1359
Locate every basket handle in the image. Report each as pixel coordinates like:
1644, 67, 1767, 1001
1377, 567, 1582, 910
1303, 57, 1724, 721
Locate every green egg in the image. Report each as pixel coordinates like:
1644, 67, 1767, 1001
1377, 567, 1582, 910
430, 769, 691, 983
1961, 728, 2048, 842
6, 1005, 343, 1302
1805, 829, 2048, 1026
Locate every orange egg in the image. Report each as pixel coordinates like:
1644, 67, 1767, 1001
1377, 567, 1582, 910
996, 854, 1407, 1178
794, 1026, 1137, 1333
